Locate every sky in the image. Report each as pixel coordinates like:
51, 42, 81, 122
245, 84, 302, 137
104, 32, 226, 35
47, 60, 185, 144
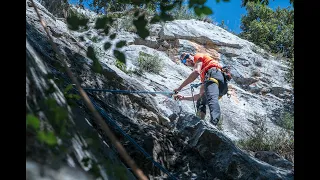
68, 0, 293, 34
206, 0, 293, 34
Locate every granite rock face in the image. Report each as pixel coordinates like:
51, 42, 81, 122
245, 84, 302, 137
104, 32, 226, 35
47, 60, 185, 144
26, 1, 294, 179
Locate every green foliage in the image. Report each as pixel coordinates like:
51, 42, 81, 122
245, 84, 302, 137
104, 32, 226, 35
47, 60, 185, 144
280, 111, 294, 131
81, 138, 129, 179
88, 161, 102, 179
114, 49, 126, 63
68, 0, 228, 69
81, 157, 91, 168
95, 15, 114, 29
94, 15, 114, 36
241, 0, 270, 7
115, 59, 131, 74
116, 40, 126, 48
109, 33, 117, 40
66, 8, 89, 31
167, 4, 213, 23
240, 2, 294, 57
45, 98, 69, 137
90, 36, 99, 43
239, 2, 294, 85
133, 13, 150, 39
45, 83, 57, 94
26, 114, 40, 130
63, 84, 81, 106
104, 42, 112, 50
37, 131, 58, 146
218, 20, 238, 35
219, 20, 228, 30
87, 46, 103, 74
285, 57, 294, 87
26, 113, 58, 146
27, 79, 72, 148
188, 0, 215, 18
242, 0, 294, 7
63, 84, 74, 94
116, 13, 136, 32
79, 0, 129, 13
113, 165, 128, 180
237, 114, 294, 162
290, 0, 294, 8
138, 52, 163, 74
66, 8, 128, 67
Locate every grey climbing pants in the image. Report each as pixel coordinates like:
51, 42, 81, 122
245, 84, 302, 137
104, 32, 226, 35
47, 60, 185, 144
204, 67, 225, 125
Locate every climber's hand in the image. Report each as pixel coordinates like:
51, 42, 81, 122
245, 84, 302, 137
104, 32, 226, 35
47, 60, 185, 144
173, 88, 181, 94
173, 94, 184, 101
227, 90, 232, 98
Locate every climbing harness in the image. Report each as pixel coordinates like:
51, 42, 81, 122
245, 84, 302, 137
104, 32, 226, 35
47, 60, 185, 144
208, 77, 219, 86
183, 78, 222, 116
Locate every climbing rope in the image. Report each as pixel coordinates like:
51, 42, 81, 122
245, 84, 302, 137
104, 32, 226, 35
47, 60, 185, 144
83, 88, 175, 97
83, 86, 194, 97
88, 95, 178, 180
190, 86, 197, 115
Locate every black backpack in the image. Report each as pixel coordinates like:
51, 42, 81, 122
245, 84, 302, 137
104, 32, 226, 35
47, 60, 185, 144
219, 66, 232, 97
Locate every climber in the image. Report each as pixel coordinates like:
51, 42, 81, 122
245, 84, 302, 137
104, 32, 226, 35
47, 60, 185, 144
173, 52, 228, 125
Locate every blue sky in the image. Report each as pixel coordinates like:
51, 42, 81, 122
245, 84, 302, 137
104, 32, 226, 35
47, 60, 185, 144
68, 0, 293, 34
206, 0, 293, 34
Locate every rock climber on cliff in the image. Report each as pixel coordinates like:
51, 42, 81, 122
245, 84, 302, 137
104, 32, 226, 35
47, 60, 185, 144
173, 52, 231, 125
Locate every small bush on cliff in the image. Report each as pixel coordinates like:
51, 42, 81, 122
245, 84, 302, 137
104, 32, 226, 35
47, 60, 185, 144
115, 59, 127, 72
115, 59, 136, 75
237, 114, 294, 163
137, 52, 163, 74
280, 111, 294, 131
168, 5, 213, 23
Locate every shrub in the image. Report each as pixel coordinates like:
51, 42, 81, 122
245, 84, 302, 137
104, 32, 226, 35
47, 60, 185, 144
137, 52, 163, 74
168, 5, 213, 23
118, 15, 136, 32
280, 111, 294, 131
89, 36, 99, 43
285, 58, 294, 88
115, 59, 127, 72
237, 114, 294, 162
66, 7, 89, 31
38, 0, 69, 18
115, 59, 136, 76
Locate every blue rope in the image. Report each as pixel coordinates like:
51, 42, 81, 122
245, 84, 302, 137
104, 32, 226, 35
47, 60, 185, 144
83, 85, 200, 96
83, 88, 174, 97
88, 96, 178, 180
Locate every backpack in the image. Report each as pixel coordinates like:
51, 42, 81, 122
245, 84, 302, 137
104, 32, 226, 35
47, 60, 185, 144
218, 66, 232, 97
